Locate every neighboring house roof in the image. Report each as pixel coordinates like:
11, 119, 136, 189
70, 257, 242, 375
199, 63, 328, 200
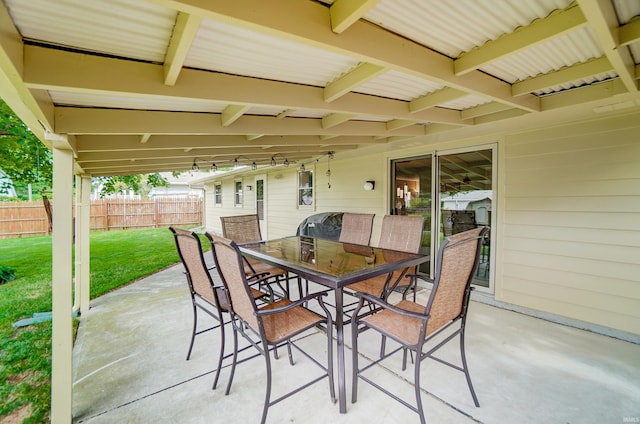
148, 172, 206, 197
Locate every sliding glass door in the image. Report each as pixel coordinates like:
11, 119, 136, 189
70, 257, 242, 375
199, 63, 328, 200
391, 146, 494, 289
437, 148, 493, 288
390, 155, 432, 274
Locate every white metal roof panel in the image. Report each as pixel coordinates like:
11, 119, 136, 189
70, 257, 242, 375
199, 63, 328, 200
186, 17, 359, 87
364, 0, 573, 58
354, 70, 444, 101
482, 28, 609, 84
438, 94, 492, 111
4, 0, 175, 62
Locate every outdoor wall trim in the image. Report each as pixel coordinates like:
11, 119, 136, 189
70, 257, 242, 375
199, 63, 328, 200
471, 291, 640, 345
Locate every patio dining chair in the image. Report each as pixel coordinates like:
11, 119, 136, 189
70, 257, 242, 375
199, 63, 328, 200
220, 214, 302, 299
350, 226, 488, 424
346, 215, 425, 304
169, 227, 272, 389
338, 212, 375, 246
208, 234, 335, 424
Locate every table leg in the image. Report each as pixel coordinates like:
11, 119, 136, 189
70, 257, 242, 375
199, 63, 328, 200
335, 287, 347, 413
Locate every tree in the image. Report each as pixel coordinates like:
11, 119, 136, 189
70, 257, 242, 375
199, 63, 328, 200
93, 173, 170, 198
0, 98, 52, 199
1, 98, 170, 199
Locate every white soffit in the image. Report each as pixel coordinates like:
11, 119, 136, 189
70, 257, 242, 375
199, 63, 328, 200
49, 91, 228, 113
4, 0, 176, 63
186, 17, 359, 87
354, 70, 445, 101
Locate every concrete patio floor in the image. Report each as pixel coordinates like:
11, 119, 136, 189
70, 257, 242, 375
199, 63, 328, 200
72, 264, 640, 424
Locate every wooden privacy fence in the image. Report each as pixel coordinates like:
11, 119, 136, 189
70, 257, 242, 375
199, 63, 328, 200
0, 197, 203, 239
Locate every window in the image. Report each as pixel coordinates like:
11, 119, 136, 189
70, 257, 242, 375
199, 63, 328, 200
214, 183, 222, 206
297, 170, 313, 207
234, 180, 243, 207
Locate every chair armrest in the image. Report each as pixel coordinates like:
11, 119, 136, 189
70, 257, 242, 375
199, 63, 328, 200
352, 292, 430, 321
246, 273, 278, 288
247, 271, 270, 281
406, 274, 435, 286
255, 291, 329, 316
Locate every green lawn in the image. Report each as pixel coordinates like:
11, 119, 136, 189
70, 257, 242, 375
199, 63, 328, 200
0, 227, 197, 423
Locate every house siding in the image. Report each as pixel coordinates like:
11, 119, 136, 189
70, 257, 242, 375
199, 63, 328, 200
202, 110, 640, 336
501, 112, 640, 335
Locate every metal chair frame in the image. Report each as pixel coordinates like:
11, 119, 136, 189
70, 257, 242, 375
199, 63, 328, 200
169, 227, 271, 389
338, 212, 375, 246
220, 214, 302, 299
350, 227, 488, 424
209, 234, 336, 424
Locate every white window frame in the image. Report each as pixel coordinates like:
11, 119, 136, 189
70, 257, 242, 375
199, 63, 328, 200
297, 168, 314, 209
234, 179, 243, 207
214, 183, 222, 207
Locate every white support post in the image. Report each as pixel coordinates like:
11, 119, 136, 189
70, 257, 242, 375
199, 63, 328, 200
51, 146, 74, 424
73, 175, 91, 314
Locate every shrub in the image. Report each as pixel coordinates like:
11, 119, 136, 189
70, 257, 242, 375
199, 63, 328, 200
0, 265, 15, 283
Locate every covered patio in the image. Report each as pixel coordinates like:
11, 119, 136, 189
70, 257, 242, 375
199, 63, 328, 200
72, 264, 640, 423
1, 0, 639, 422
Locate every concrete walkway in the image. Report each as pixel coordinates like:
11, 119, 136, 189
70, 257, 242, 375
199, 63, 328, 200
72, 264, 640, 423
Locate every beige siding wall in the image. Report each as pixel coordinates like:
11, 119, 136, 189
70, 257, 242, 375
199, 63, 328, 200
203, 176, 257, 235
202, 109, 640, 336
205, 155, 390, 239
500, 112, 640, 335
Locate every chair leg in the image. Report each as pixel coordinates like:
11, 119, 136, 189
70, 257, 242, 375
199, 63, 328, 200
413, 348, 426, 424
286, 340, 294, 366
326, 321, 336, 403
460, 328, 480, 407
260, 346, 273, 424
351, 322, 359, 403
186, 301, 198, 360
212, 315, 226, 390
380, 334, 387, 358
224, 324, 240, 396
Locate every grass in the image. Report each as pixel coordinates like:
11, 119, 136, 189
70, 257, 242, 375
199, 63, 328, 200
0, 227, 198, 423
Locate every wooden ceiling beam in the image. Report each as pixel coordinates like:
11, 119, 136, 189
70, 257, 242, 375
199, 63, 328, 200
77, 144, 358, 162
25, 45, 467, 126
409, 88, 467, 113
577, 0, 638, 92
619, 18, 640, 47
512, 56, 613, 96
455, 4, 587, 76
55, 107, 429, 136
75, 134, 381, 152
330, 0, 382, 34
145, 0, 540, 111
324, 62, 386, 102
164, 12, 201, 85
221, 104, 250, 126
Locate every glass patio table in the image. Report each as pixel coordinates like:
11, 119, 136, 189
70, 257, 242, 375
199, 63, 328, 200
238, 235, 429, 414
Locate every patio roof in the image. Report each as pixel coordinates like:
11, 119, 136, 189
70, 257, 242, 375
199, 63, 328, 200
72, 263, 640, 423
1, 0, 639, 177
